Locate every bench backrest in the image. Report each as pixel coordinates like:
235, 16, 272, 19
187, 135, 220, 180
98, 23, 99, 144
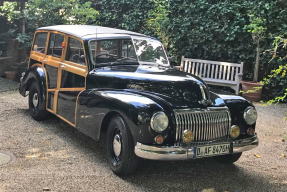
181, 57, 243, 82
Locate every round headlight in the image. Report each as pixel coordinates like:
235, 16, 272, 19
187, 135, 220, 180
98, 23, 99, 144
150, 112, 169, 132
244, 106, 257, 125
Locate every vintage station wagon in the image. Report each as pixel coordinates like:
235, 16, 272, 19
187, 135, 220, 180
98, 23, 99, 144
19, 25, 258, 176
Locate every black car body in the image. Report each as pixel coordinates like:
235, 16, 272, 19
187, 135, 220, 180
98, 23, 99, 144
19, 25, 258, 175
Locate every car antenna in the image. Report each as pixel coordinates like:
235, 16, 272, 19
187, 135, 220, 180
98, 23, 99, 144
93, 27, 97, 69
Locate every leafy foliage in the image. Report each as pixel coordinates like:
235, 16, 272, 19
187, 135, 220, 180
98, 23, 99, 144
167, 0, 287, 81
94, 0, 155, 33
2, 0, 287, 84
245, 15, 267, 45
0, 0, 99, 53
261, 35, 287, 103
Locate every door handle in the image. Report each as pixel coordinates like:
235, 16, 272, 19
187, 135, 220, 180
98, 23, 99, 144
43, 59, 47, 63
60, 64, 66, 69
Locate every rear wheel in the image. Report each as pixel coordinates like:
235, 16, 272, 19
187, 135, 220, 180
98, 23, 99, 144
106, 115, 139, 176
28, 81, 49, 121
213, 152, 242, 164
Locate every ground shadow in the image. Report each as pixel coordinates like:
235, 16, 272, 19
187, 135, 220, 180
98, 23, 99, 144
23, 111, 285, 192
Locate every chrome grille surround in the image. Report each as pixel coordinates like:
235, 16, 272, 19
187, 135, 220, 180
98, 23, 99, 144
174, 107, 231, 146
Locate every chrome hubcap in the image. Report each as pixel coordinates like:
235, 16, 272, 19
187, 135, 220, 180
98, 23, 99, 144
113, 134, 122, 157
32, 93, 38, 108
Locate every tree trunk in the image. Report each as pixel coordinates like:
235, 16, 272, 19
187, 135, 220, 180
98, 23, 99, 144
20, 2, 25, 34
253, 44, 260, 82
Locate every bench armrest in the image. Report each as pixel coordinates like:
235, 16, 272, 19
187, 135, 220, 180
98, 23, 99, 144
237, 73, 243, 77
174, 66, 183, 70
236, 73, 243, 82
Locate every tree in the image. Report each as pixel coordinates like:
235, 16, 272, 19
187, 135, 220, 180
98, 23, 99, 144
245, 15, 267, 82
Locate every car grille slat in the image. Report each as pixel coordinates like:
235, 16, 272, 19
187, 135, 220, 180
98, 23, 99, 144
174, 108, 231, 145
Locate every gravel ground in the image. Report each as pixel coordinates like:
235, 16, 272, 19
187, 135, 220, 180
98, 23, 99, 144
0, 91, 287, 192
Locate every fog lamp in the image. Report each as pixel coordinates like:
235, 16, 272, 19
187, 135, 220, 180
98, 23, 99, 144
155, 135, 164, 144
230, 125, 240, 139
182, 130, 194, 143
247, 128, 255, 136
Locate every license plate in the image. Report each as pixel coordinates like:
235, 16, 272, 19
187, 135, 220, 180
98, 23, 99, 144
194, 143, 231, 158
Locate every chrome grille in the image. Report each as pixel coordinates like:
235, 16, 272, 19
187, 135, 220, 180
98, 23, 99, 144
174, 107, 231, 145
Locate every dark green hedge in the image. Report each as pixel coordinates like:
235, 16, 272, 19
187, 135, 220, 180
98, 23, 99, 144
3, 0, 287, 81
93, 0, 287, 81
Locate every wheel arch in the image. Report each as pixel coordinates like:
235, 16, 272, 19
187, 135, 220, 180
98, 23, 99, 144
25, 77, 37, 93
19, 64, 47, 98
100, 111, 121, 134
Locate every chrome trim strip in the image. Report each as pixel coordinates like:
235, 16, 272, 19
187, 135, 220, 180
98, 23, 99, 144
135, 134, 259, 160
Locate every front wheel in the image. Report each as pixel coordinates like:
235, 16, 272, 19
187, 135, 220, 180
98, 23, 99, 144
213, 152, 242, 164
28, 81, 49, 121
106, 115, 139, 176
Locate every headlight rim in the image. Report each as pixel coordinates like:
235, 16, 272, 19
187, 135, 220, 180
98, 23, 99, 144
244, 106, 257, 125
150, 111, 169, 133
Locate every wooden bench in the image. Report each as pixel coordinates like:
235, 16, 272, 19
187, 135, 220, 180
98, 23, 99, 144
176, 56, 244, 94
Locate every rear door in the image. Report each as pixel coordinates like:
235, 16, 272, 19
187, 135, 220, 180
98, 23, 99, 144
44, 32, 65, 114
56, 36, 88, 126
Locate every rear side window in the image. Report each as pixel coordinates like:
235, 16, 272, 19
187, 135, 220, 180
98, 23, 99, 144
33, 32, 47, 54
66, 37, 85, 65
47, 33, 64, 58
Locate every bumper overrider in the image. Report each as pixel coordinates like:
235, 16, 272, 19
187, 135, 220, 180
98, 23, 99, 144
135, 134, 259, 160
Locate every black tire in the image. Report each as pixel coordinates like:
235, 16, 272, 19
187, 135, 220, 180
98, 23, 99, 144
28, 81, 49, 121
213, 152, 242, 164
106, 115, 139, 176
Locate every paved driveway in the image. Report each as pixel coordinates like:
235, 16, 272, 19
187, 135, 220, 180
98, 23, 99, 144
0, 91, 287, 192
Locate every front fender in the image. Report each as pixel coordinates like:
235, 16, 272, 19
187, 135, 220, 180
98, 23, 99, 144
76, 89, 173, 144
218, 94, 256, 139
19, 65, 47, 105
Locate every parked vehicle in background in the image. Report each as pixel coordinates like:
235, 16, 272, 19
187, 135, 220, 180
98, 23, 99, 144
19, 25, 259, 176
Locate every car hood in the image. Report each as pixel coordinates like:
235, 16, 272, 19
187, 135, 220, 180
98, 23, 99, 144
87, 65, 225, 108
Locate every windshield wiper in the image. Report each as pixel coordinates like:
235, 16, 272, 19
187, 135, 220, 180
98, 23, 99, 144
139, 62, 170, 68
110, 58, 139, 65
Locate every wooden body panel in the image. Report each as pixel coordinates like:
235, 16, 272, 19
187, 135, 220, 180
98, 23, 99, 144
28, 30, 88, 127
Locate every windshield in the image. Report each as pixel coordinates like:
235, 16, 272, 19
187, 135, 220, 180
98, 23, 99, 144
89, 39, 139, 66
133, 38, 169, 65
89, 38, 169, 66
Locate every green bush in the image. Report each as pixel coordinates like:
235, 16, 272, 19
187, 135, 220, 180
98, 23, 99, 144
261, 35, 287, 103
2, 0, 287, 84
167, 0, 287, 81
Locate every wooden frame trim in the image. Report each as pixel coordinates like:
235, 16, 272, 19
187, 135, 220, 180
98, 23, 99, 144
75, 90, 84, 126
47, 108, 76, 127
30, 29, 89, 128
53, 90, 59, 113
64, 34, 89, 71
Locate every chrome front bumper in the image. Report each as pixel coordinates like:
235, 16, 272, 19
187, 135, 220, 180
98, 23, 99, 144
134, 134, 259, 160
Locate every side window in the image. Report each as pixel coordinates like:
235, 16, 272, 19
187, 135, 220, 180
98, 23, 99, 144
33, 32, 47, 54
47, 33, 64, 58
66, 37, 85, 65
